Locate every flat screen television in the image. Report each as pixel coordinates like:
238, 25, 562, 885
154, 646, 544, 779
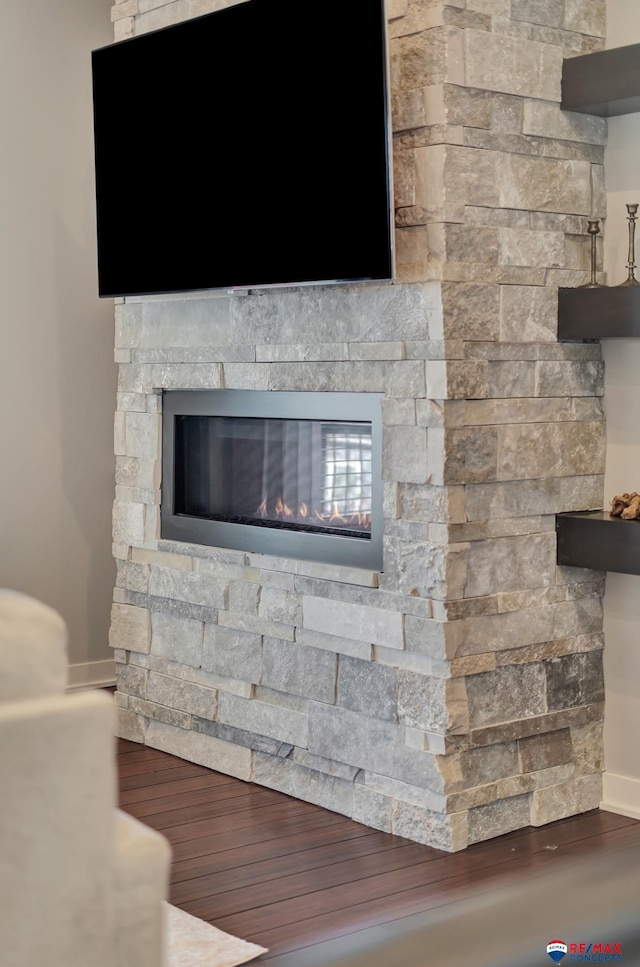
91, 0, 394, 298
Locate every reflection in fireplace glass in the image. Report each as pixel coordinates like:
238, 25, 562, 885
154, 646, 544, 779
174, 416, 373, 540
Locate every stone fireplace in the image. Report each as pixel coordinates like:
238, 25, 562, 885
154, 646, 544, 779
110, 0, 608, 851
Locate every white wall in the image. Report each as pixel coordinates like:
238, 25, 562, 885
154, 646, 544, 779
0, 0, 116, 686
600, 0, 640, 817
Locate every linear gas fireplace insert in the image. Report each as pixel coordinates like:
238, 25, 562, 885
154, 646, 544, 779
161, 390, 383, 569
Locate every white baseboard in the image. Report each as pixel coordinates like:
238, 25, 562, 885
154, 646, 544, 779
66, 658, 116, 692
601, 771, 640, 821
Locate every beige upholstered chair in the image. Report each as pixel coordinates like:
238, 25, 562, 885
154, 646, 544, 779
0, 589, 171, 967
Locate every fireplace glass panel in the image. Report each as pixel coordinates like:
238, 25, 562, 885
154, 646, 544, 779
174, 416, 373, 541
162, 390, 383, 570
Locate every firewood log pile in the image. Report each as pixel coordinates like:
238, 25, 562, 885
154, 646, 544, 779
610, 492, 640, 519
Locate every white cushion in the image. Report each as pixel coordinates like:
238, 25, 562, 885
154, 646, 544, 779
0, 589, 68, 700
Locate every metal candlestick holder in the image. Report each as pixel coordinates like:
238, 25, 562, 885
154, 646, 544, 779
619, 203, 640, 286
579, 219, 604, 288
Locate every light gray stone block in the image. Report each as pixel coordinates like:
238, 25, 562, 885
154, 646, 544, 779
145, 719, 253, 780
497, 421, 605, 481
109, 603, 151, 654
193, 718, 293, 757
147, 671, 217, 719
112, 499, 146, 546
258, 587, 303, 626
464, 532, 556, 597
231, 283, 441, 346
148, 565, 228, 609
465, 28, 562, 100
467, 663, 547, 729
129, 697, 192, 730
467, 793, 531, 844
201, 624, 262, 684
150, 611, 203, 667
381, 398, 416, 426
253, 685, 309, 713
383, 425, 428, 483
511, 0, 563, 28
218, 609, 295, 641
380, 537, 448, 599
115, 707, 147, 743
399, 670, 468, 735
361, 771, 447, 813
391, 800, 464, 851
337, 656, 398, 721
227, 581, 260, 616
116, 561, 149, 594
124, 412, 161, 460
466, 475, 603, 521
295, 627, 372, 662
292, 749, 360, 782
308, 702, 444, 792
302, 595, 404, 649
352, 786, 393, 833
115, 662, 148, 700
530, 773, 603, 826
253, 752, 354, 817
535, 360, 604, 397
261, 637, 336, 704
218, 692, 308, 747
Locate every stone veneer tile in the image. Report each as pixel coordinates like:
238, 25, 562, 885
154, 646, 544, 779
253, 753, 354, 818
146, 719, 253, 780
336, 656, 398, 722
217, 692, 309, 747
518, 729, 573, 773
464, 533, 556, 598
467, 793, 531, 845
465, 29, 562, 100
545, 652, 605, 711
470, 702, 604, 748
398, 672, 468, 735
110, 603, 151, 654
466, 663, 547, 729
201, 624, 262, 684
530, 773, 603, 826
147, 671, 217, 720
150, 611, 203, 667
261, 637, 336, 705
302, 596, 404, 650
295, 628, 372, 663
309, 702, 433, 789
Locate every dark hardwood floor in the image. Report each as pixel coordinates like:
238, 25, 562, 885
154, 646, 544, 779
117, 738, 640, 964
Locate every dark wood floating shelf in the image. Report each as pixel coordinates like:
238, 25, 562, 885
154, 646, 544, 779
562, 42, 640, 117
557, 511, 640, 575
558, 286, 640, 340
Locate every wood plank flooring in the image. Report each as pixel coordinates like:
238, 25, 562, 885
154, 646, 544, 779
116, 738, 640, 964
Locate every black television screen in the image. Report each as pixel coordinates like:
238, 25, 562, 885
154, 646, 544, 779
91, 0, 394, 298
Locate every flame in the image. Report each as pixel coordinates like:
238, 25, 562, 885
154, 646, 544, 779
255, 495, 370, 532
329, 501, 348, 525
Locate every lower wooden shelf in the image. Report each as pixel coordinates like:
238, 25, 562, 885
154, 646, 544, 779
556, 510, 640, 575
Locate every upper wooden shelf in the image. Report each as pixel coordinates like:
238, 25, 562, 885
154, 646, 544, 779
562, 43, 640, 117
558, 286, 640, 340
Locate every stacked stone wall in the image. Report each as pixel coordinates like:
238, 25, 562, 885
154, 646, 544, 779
110, 0, 607, 850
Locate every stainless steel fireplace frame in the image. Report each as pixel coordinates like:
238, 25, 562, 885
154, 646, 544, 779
161, 390, 384, 570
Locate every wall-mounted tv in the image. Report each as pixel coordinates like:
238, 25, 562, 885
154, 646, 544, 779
91, 0, 394, 298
